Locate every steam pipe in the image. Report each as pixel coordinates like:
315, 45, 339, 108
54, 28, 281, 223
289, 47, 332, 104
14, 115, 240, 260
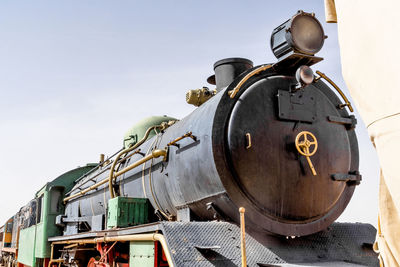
108, 125, 160, 198
63, 149, 166, 203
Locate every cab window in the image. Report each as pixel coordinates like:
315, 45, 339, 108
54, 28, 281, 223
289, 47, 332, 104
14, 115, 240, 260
50, 187, 64, 213
6, 222, 12, 233
37, 196, 43, 223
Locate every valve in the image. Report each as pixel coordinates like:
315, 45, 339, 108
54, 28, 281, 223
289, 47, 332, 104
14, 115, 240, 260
186, 87, 216, 107
295, 131, 318, 176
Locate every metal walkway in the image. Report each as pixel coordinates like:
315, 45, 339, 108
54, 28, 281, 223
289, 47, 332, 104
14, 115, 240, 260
49, 221, 378, 267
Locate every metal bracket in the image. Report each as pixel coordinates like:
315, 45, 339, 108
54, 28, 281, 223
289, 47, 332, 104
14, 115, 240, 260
331, 171, 362, 186
272, 52, 323, 71
55, 215, 66, 227
246, 133, 252, 149
277, 89, 317, 123
206, 202, 228, 221
62, 216, 91, 223
176, 206, 191, 222
168, 132, 197, 148
328, 115, 357, 129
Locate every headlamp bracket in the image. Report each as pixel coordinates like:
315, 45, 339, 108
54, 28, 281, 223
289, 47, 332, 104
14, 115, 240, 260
272, 53, 323, 73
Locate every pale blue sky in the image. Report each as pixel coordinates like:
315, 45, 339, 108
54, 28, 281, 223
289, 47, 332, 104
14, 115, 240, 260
0, 1, 380, 226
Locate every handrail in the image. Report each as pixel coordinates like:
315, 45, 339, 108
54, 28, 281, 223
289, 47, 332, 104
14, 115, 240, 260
66, 147, 146, 196
63, 173, 115, 203
228, 65, 272, 98
63, 125, 160, 203
73, 147, 124, 185
108, 125, 160, 198
113, 149, 167, 182
167, 132, 197, 147
315, 70, 354, 112
95, 233, 174, 267
63, 149, 166, 203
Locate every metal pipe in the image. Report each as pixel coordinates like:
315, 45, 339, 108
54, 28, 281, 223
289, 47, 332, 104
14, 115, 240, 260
63, 176, 112, 203
315, 70, 354, 112
48, 259, 63, 267
228, 64, 272, 98
65, 125, 159, 202
49, 234, 174, 267
48, 239, 98, 267
51, 239, 97, 245
64, 125, 159, 202
63, 149, 167, 203
49, 244, 54, 267
239, 207, 247, 267
94, 233, 174, 267
70, 166, 112, 193
67, 148, 141, 195
107, 148, 144, 199
73, 147, 125, 185
64, 243, 78, 249
64, 124, 175, 202
108, 125, 159, 198
113, 149, 167, 178
167, 132, 196, 147
48, 244, 62, 267
108, 148, 145, 198
98, 241, 117, 263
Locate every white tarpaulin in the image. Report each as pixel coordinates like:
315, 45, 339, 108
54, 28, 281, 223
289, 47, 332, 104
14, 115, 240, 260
325, 0, 400, 266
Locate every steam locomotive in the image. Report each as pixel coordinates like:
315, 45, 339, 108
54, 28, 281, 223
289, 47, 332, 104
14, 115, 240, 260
0, 11, 378, 267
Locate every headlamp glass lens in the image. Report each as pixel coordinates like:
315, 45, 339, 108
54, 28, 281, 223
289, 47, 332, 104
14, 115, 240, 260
291, 15, 324, 55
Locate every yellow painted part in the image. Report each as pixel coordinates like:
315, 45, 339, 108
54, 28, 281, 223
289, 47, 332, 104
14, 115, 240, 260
4, 232, 12, 243
295, 131, 318, 176
228, 65, 272, 98
324, 0, 337, 23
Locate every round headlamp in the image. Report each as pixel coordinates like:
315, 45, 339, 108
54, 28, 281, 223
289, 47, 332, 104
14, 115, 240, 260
296, 65, 314, 86
270, 11, 325, 59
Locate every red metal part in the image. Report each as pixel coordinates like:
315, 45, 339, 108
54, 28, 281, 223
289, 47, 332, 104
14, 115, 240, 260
43, 258, 49, 267
87, 257, 98, 267
92, 243, 115, 267
154, 241, 168, 267
89, 241, 168, 267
